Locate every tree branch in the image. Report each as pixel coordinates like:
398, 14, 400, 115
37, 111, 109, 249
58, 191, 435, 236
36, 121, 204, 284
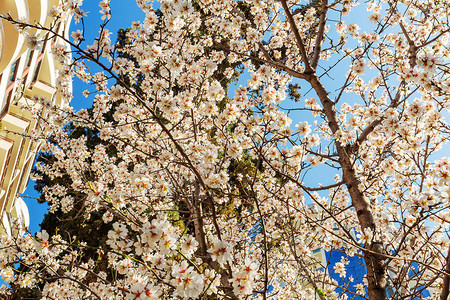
440, 245, 450, 300
311, 0, 328, 69
280, 0, 314, 73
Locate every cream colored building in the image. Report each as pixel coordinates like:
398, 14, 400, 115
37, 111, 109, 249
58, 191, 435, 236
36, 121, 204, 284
0, 0, 71, 236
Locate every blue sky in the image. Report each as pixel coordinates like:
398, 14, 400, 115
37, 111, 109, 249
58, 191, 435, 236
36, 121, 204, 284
24, 1, 145, 235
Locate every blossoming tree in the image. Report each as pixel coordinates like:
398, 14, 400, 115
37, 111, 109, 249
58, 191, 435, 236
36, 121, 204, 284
2, 0, 450, 299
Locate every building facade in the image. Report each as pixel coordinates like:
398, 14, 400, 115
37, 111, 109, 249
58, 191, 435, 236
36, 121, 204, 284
0, 0, 71, 236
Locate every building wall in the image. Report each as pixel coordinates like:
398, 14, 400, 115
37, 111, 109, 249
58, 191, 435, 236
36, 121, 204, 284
0, 0, 71, 236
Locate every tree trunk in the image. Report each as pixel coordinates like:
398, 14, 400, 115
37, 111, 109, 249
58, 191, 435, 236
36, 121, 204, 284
440, 245, 450, 300
308, 74, 387, 299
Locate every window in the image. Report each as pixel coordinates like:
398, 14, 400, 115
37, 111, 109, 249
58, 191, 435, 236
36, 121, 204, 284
1, 59, 21, 117
31, 33, 49, 85
8, 60, 19, 83
21, 51, 34, 83
0, 141, 13, 188
17, 157, 31, 193
24, 51, 33, 68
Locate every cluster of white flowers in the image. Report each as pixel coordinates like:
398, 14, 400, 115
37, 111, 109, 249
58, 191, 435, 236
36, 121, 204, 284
0, 0, 450, 298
